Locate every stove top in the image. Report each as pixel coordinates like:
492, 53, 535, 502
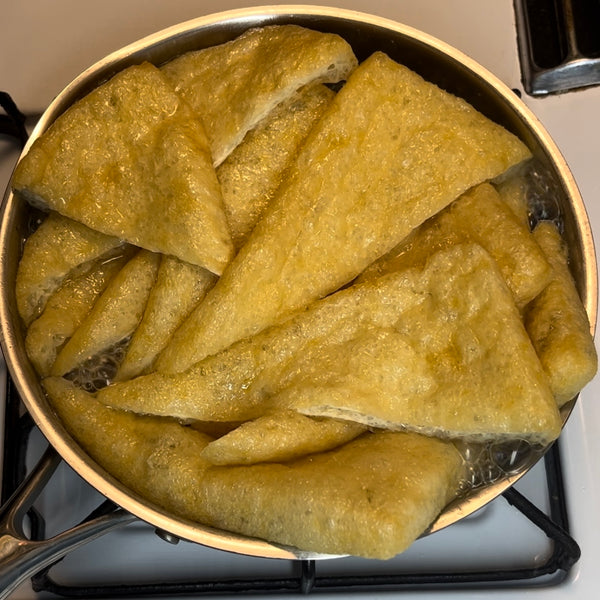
1, 2, 600, 599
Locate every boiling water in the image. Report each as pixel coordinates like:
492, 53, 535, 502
66, 337, 130, 393
455, 439, 546, 492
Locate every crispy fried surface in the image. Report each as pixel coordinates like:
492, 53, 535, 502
44, 376, 464, 559
42, 377, 215, 523
161, 25, 357, 165
52, 250, 160, 377
199, 430, 464, 559
156, 52, 531, 374
218, 83, 335, 248
359, 183, 551, 308
26, 253, 130, 377
525, 222, 598, 405
201, 409, 366, 465
16, 212, 123, 326
116, 256, 217, 381
99, 244, 561, 445
13, 63, 233, 274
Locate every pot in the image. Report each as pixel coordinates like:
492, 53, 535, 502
0, 5, 596, 597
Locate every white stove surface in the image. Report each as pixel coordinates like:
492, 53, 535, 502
1, 1, 600, 599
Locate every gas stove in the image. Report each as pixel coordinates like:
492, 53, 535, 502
1, 1, 599, 599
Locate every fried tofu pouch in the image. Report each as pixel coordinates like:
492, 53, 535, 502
218, 83, 335, 249
12, 63, 233, 275
52, 250, 160, 377
26, 252, 131, 377
156, 51, 532, 374
199, 431, 464, 559
98, 244, 561, 445
43, 376, 216, 524
358, 183, 551, 309
272, 246, 560, 445
161, 25, 357, 166
116, 256, 217, 381
44, 376, 464, 559
524, 221, 598, 406
201, 409, 367, 465
16, 212, 124, 326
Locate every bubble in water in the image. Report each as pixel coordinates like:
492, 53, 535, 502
488, 439, 535, 475
525, 160, 564, 231
65, 337, 130, 393
454, 438, 543, 492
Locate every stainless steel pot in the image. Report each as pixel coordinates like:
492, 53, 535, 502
0, 6, 596, 597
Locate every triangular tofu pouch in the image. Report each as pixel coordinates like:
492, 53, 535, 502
156, 51, 532, 373
98, 244, 561, 446
52, 249, 160, 378
26, 251, 131, 377
116, 255, 217, 381
198, 430, 464, 559
12, 62, 233, 275
218, 83, 335, 249
161, 25, 357, 166
16, 212, 124, 326
273, 245, 560, 445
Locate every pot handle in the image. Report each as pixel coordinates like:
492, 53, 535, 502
0, 446, 136, 600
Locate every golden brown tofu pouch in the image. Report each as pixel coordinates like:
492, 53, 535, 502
116, 256, 217, 381
98, 244, 561, 445
218, 83, 335, 249
16, 212, 123, 326
198, 430, 464, 559
524, 221, 598, 406
12, 63, 233, 275
359, 183, 551, 309
44, 376, 464, 559
26, 252, 131, 377
156, 51, 531, 374
273, 246, 560, 445
161, 25, 357, 166
201, 409, 366, 465
52, 249, 160, 377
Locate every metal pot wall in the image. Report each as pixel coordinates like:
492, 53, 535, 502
0, 6, 596, 597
